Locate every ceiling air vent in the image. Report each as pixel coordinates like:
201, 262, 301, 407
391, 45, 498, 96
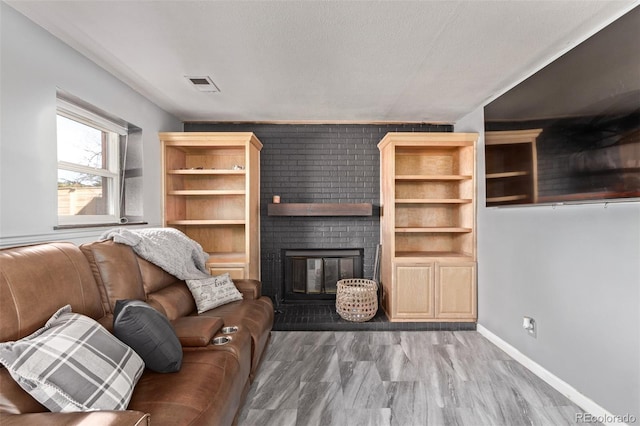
186, 76, 220, 93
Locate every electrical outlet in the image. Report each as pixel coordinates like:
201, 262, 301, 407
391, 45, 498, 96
523, 316, 536, 338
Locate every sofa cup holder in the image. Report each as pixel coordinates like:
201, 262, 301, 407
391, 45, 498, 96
212, 336, 232, 346
222, 326, 239, 334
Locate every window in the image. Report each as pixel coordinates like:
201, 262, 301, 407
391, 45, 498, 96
56, 93, 142, 227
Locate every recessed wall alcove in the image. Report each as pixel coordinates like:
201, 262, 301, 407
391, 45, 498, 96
184, 122, 451, 303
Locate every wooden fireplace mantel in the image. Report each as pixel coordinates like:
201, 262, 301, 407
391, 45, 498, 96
267, 203, 373, 217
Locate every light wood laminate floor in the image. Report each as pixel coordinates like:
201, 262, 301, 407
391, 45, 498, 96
237, 331, 594, 426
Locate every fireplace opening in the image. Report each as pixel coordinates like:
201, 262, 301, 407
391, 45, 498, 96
282, 249, 363, 302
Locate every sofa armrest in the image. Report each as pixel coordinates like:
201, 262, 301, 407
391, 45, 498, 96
233, 279, 262, 300
171, 316, 223, 347
0, 411, 149, 426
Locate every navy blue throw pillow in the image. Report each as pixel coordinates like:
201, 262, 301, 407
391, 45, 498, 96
113, 300, 182, 373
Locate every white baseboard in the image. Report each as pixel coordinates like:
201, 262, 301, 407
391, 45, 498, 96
476, 324, 630, 426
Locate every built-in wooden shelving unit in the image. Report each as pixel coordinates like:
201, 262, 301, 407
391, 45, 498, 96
378, 132, 477, 322
160, 132, 262, 280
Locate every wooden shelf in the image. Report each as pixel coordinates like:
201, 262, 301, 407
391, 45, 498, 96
167, 169, 246, 175
395, 251, 473, 259
166, 219, 246, 226
486, 171, 529, 179
395, 198, 472, 204
268, 203, 373, 216
396, 174, 472, 181
167, 190, 245, 196
395, 227, 472, 233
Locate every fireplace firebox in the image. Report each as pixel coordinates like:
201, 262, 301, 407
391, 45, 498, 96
282, 249, 363, 302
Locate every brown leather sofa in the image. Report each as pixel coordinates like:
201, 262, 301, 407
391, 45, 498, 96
0, 241, 274, 425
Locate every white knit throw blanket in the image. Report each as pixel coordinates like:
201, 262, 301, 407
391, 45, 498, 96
100, 228, 210, 280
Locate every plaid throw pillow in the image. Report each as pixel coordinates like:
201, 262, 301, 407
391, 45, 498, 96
0, 305, 144, 412
186, 273, 243, 314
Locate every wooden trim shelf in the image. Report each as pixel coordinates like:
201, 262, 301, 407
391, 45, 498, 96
267, 203, 373, 216
378, 132, 475, 148
167, 219, 246, 225
395, 227, 472, 233
167, 190, 246, 196
167, 169, 246, 175
395, 251, 473, 258
395, 198, 472, 204
396, 175, 472, 181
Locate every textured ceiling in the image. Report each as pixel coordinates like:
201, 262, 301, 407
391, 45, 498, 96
6, 1, 638, 123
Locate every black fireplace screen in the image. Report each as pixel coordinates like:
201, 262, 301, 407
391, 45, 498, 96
283, 249, 363, 301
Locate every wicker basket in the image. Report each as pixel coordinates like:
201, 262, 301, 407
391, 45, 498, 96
336, 279, 378, 322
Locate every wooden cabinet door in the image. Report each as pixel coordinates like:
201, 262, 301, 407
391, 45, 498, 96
435, 262, 476, 319
393, 263, 434, 319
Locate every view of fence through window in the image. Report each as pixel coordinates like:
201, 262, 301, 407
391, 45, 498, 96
57, 115, 114, 218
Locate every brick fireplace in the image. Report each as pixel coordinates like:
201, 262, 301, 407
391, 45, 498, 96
262, 214, 375, 305
184, 122, 451, 304
282, 248, 363, 302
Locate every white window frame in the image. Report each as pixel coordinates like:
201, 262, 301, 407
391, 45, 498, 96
57, 98, 126, 226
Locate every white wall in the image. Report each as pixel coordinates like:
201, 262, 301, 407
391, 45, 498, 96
456, 108, 640, 420
0, 3, 182, 246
